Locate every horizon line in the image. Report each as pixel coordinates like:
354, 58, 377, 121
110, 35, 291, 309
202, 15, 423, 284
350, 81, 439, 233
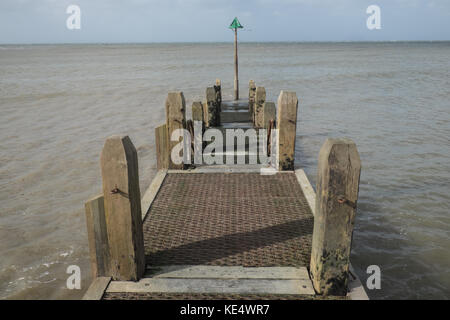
1, 40, 450, 46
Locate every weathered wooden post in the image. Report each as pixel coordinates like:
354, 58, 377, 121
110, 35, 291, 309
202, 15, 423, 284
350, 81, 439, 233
202, 99, 209, 127
276, 91, 298, 170
192, 101, 204, 164
214, 79, 222, 125
192, 101, 204, 125
166, 92, 186, 169
155, 124, 169, 170
206, 87, 219, 127
262, 101, 276, 129
254, 87, 266, 128
310, 138, 361, 296
100, 135, 145, 281
215, 79, 222, 110
249, 80, 256, 123
85, 194, 109, 278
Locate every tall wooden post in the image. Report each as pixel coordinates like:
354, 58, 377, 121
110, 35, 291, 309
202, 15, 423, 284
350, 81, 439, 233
276, 91, 298, 171
100, 135, 145, 281
234, 28, 239, 101
166, 92, 186, 170
85, 194, 109, 279
310, 138, 361, 296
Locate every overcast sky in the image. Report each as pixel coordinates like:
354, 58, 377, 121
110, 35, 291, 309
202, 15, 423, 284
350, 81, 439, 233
1, 0, 449, 44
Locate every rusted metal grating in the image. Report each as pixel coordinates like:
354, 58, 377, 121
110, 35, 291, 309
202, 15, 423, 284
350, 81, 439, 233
143, 172, 314, 267
102, 292, 347, 300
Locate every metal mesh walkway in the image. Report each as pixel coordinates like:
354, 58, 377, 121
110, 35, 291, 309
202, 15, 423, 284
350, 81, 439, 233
143, 172, 314, 268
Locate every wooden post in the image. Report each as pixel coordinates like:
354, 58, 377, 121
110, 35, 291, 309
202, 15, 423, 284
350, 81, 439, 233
155, 124, 169, 170
206, 87, 219, 127
166, 92, 186, 170
100, 135, 145, 281
276, 91, 298, 171
249, 80, 256, 122
215, 79, 222, 110
202, 99, 209, 127
192, 101, 205, 164
192, 101, 204, 124
85, 194, 109, 279
215, 79, 222, 124
234, 28, 239, 100
262, 101, 276, 129
310, 138, 361, 296
254, 87, 266, 128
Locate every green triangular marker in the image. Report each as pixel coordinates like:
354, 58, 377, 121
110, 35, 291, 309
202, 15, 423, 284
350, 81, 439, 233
229, 17, 243, 29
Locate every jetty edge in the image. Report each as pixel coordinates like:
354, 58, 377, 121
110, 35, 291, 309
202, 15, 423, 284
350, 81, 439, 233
82, 80, 368, 300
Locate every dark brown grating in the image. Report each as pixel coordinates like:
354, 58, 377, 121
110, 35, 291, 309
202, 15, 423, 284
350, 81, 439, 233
143, 172, 314, 267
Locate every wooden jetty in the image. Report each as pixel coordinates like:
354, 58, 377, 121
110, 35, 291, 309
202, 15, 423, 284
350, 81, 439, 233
82, 80, 368, 300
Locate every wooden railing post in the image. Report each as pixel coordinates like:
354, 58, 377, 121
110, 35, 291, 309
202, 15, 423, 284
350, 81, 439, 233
206, 87, 219, 127
155, 124, 169, 170
249, 80, 256, 122
215, 79, 222, 111
100, 135, 145, 281
85, 194, 109, 279
166, 92, 186, 169
254, 87, 266, 128
310, 138, 361, 296
262, 101, 276, 129
276, 91, 298, 170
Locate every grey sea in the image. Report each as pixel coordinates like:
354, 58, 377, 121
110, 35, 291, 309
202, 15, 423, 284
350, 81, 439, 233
0, 42, 449, 299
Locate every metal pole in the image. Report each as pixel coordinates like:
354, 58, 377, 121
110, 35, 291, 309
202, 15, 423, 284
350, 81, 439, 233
234, 28, 239, 101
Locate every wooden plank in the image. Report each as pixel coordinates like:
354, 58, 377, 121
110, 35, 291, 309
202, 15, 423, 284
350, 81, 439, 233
166, 92, 186, 170
146, 265, 310, 280
310, 138, 362, 296
107, 278, 315, 295
85, 194, 109, 278
277, 91, 298, 171
220, 111, 251, 123
82, 277, 111, 300
155, 124, 169, 170
101, 135, 145, 281
167, 165, 295, 174
254, 87, 266, 128
140, 170, 167, 220
294, 169, 316, 216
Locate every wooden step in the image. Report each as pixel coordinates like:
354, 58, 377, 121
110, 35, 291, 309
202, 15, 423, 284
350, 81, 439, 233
222, 100, 249, 111
221, 110, 251, 123
105, 265, 315, 295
